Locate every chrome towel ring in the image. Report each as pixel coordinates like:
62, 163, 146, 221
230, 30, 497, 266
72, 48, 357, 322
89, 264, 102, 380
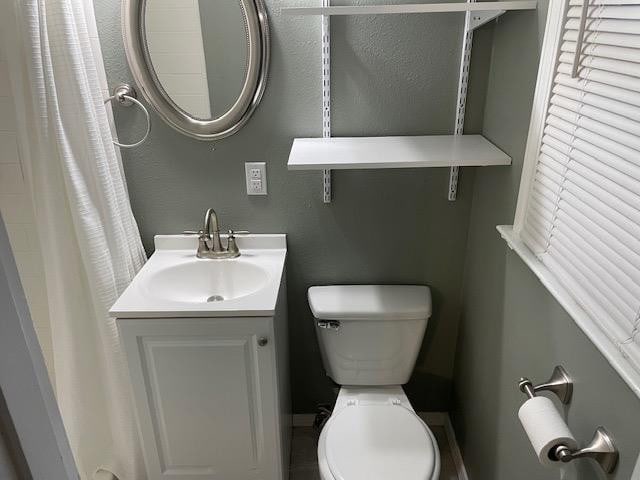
104, 83, 151, 149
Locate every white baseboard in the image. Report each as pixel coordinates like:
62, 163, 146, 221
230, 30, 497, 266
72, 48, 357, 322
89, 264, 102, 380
293, 410, 469, 479
442, 414, 469, 480
418, 412, 469, 480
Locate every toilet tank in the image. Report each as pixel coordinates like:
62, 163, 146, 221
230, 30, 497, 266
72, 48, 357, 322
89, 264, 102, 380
308, 285, 431, 386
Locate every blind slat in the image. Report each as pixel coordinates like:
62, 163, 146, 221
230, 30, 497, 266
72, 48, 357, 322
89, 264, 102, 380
567, 5, 640, 19
531, 179, 640, 283
566, 18, 640, 35
549, 103, 640, 150
557, 62, 640, 92
546, 114, 640, 163
552, 234, 639, 320
564, 30, 640, 49
562, 41, 640, 64
543, 126, 640, 181
544, 254, 631, 344
536, 160, 640, 249
569, 0, 640, 7
541, 140, 640, 207
559, 52, 640, 78
548, 245, 635, 331
555, 73, 640, 108
552, 83, 640, 122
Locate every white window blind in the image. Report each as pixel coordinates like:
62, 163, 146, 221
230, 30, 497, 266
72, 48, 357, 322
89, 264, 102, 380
519, 0, 640, 378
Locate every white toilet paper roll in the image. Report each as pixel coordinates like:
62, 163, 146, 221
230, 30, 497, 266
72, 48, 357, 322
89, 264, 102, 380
518, 396, 577, 466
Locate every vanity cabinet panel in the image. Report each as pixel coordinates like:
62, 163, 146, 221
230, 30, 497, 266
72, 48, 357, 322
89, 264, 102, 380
117, 317, 284, 480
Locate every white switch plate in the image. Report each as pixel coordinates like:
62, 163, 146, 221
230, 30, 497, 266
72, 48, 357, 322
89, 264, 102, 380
245, 162, 267, 195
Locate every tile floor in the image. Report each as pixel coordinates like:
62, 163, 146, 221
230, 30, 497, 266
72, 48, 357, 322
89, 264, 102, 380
289, 424, 461, 480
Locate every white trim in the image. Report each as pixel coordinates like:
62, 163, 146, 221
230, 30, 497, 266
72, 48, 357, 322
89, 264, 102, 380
513, 0, 567, 234
418, 413, 469, 480
632, 452, 640, 480
443, 415, 470, 480
0, 218, 79, 479
497, 225, 640, 398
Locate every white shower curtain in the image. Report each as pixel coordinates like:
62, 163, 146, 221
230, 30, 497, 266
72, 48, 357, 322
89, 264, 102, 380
5, 0, 147, 479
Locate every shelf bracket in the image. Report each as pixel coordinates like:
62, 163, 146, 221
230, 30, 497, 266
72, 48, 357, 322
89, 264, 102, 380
448, 2, 506, 200
322, 0, 332, 203
449, 0, 474, 201
469, 9, 505, 30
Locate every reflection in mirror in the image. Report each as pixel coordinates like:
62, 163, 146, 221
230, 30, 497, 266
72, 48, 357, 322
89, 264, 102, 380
144, 0, 249, 120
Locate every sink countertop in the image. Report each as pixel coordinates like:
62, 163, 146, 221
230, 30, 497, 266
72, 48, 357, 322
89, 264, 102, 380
110, 234, 287, 318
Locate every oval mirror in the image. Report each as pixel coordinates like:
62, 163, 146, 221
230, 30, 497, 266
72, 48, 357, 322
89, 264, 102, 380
122, 0, 269, 140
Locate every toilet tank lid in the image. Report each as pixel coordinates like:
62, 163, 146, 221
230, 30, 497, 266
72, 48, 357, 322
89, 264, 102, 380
308, 285, 432, 321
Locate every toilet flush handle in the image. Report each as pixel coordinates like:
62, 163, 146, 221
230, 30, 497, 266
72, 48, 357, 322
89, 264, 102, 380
317, 320, 341, 331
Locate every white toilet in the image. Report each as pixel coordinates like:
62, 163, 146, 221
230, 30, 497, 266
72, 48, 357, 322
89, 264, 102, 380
308, 285, 440, 480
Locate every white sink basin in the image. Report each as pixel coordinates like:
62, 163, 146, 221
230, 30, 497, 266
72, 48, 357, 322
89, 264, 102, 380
144, 260, 270, 304
110, 234, 287, 318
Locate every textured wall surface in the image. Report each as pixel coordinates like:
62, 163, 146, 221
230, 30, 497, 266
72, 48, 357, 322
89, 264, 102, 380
452, 3, 640, 479
93, 0, 492, 412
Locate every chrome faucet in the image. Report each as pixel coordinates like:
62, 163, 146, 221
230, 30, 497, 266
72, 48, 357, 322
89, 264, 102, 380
185, 208, 248, 259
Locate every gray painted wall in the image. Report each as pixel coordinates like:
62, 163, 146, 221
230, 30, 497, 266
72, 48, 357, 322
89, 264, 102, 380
453, 3, 640, 479
198, 0, 247, 117
94, 0, 489, 412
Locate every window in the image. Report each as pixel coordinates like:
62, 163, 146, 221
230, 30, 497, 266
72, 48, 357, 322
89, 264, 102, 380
503, 0, 640, 395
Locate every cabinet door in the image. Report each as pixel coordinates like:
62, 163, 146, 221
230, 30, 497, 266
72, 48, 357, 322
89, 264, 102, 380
118, 318, 279, 480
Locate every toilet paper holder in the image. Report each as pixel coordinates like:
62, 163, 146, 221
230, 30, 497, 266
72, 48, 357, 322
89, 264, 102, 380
518, 365, 573, 404
551, 427, 619, 474
518, 366, 619, 473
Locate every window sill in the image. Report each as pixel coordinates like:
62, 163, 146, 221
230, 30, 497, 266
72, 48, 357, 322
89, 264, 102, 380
497, 225, 640, 398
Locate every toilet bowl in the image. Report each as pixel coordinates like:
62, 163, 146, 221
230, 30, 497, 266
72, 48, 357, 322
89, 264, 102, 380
308, 285, 440, 480
317, 387, 440, 480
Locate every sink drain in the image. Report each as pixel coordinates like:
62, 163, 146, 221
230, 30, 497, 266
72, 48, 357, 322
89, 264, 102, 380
206, 295, 225, 302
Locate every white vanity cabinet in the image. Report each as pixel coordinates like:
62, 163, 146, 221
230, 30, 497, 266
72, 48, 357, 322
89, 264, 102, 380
111, 234, 290, 480
118, 314, 289, 480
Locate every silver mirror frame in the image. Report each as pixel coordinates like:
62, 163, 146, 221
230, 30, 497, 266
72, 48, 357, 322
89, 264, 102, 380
122, 0, 270, 141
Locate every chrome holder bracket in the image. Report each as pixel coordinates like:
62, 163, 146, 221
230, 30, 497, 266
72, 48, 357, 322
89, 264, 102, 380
112, 83, 137, 106
553, 427, 619, 474
518, 365, 573, 404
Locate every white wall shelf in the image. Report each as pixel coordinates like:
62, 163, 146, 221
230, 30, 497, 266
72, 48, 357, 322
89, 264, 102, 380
282, 1, 536, 16
287, 135, 511, 170
286, 0, 536, 200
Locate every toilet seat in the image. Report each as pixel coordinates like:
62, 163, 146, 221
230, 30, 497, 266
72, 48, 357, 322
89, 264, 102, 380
321, 404, 439, 480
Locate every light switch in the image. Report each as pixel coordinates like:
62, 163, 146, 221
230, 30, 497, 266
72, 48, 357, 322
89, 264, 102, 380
245, 162, 267, 195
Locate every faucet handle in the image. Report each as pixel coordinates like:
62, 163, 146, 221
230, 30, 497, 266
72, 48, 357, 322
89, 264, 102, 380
182, 230, 204, 235
226, 229, 250, 237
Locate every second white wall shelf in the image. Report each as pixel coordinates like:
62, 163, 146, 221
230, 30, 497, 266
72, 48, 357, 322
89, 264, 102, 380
282, 1, 537, 16
287, 135, 511, 170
